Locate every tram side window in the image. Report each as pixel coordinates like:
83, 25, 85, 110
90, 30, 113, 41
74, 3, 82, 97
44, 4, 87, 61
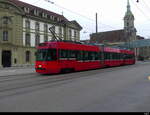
87, 52, 97, 60
95, 52, 99, 60
36, 49, 57, 61
110, 53, 113, 60
69, 50, 77, 58
113, 53, 117, 60
117, 53, 121, 59
124, 54, 129, 59
50, 49, 57, 61
77, 51, 101, 61
104, 52, 110, 60
116, 53, 119, 60
121, 53, 124, 59
118, 53, 122, 59
125, 54, 135, 59
104, 52, 107, 60
99, 52, 103, 60
111, 53, 115, 60
83, 51, 88, 61
76, 51, 83, 61
113, 53, 118, 60
88, 52, 92, 60
59, 50, 68, 59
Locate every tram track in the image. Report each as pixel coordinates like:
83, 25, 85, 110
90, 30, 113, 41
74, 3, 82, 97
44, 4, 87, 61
0, 66, 116, 99
0, 71, 94, 99
0, 63, 144, 99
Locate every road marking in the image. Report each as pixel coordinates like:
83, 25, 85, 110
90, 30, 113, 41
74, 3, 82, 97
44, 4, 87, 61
148, 76, 150, 80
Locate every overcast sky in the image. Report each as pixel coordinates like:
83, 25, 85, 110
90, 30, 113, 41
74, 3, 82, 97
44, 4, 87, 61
20, 0, 150, 40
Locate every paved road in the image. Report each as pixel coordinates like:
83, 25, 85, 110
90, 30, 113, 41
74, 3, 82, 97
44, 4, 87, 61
0, 62, 150, 112
0, 66, 35, 77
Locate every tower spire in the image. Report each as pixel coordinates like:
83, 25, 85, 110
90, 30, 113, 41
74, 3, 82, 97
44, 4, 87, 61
127, 0, 131, 11
124, 0, 135, 31
125, 0, 134, 18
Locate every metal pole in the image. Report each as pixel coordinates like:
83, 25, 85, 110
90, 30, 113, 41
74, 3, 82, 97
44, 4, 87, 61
96, 13, 98, 33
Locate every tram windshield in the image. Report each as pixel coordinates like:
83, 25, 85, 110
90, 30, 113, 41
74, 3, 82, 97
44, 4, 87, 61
36, 49, 57, 61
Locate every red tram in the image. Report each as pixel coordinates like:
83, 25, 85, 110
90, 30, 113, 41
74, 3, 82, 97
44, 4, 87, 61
35, 41, 135, 74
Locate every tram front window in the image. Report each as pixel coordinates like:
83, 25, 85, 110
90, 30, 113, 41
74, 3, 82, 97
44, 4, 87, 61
36, 49, 57, 61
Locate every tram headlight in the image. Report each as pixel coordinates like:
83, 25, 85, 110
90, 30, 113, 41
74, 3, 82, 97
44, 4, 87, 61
38, 65, 42, 68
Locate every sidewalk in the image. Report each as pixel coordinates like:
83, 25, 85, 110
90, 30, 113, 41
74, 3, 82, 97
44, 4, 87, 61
0, 66, 35, 77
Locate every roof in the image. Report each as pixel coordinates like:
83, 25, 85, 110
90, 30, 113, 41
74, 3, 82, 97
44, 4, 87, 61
90, 29, 126, 43
70, 20, 83, 30
7, 0, 68, 21
4, 0, 83, 30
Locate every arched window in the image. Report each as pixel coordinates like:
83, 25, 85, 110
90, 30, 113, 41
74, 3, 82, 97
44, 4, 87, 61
26, 51, 30, 63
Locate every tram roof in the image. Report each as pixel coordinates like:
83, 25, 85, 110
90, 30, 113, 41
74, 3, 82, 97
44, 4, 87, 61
38, 41, 101, 52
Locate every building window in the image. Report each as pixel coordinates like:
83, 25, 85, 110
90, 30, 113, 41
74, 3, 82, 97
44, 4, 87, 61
25, 20, 30, 29
35, 22, 40, 31
57, 18, 61, 22
26, 51, 30, 63
42, 13, 48, 18
59, 27, 62, 37
25, 33, 30, 46
3, 17, 9, 24
126, 22, 129, 27
35, 34, 40, 46
54, 17, 58, 22
74, 31, 77, 39
24, 7, 30, 13
34, 9, 39, 16
69, 29, 72, 40
50, 16, 54, 20
44, 35, 48, 42
44, 24, 48, 33
3, 31, 8, 41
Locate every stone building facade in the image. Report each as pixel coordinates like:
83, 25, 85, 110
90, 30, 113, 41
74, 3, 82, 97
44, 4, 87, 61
0, 0, 82, 67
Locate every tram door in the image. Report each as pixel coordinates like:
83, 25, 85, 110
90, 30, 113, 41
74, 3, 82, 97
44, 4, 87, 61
2, 51, 11, 67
